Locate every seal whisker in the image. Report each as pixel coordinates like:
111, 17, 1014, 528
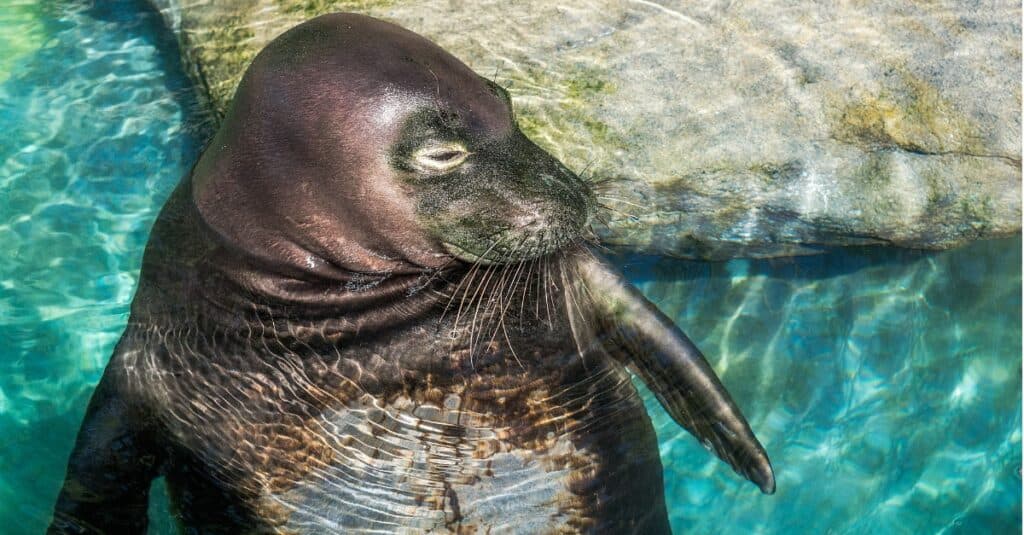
483, 234, 532, 357
454, 262, 488, 365
484, 256, 527, 367
534, 256, 544, 321
596, 195, 646, 210
519, 256, 537, 328
596, 202, 640, 220
476, 267, 505, 350
481, 261, 514, 361
445, 261, 484, 356
578, 157, 597, 181
462, 236, 513, 367
476, 242, 522, 351
561, 259, 599, 373
502, 260, 530, 368
417, 255, 462, 294
504, 257, 529, 325
542, 252, 555, 330
440, 261, 481, 326
586, 174, 626, 188
499, 316, 525, 370
440, 232, 507, 330
548, 252, 559, 328
589, 209, 613, 229
468, 264, 502, 368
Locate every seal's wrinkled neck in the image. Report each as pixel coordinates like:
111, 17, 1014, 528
132, 178, 452, 339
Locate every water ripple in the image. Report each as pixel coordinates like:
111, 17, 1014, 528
622, 238, 1021, 533
0, 2, 1018, 534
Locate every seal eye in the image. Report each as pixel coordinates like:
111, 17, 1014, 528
412, 143, 470, 173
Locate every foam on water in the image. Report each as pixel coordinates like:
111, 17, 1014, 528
0, 2, 1018, 534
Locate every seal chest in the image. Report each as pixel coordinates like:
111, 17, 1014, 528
244, 307, 655, 533
271, 394, 590, 533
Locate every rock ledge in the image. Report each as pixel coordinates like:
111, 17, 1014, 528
148, 0, 1021, 259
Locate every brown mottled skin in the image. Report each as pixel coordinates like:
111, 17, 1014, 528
50, 13, 773, 535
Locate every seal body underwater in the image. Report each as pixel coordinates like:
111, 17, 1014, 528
50, 13, 774, 534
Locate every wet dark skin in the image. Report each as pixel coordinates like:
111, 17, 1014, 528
50, 13, 773, 535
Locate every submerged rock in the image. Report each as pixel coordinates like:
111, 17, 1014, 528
147, 0, 1021, 259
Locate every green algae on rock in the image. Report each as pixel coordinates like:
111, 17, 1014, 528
835, 67, 990, 157
146, 0, 1021, 259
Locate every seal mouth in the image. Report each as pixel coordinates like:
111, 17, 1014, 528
442, 227, 582, 267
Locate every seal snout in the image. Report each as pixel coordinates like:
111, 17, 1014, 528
413, 130, 593, 266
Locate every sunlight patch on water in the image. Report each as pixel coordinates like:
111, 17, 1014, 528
0, 1, 47, 83
623, 237, 1021, 534
0, 1, 201, 532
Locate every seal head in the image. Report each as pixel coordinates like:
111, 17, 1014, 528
192, 13, 593, 289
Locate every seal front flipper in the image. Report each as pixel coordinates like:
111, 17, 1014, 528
49, 347, 160, 534
572, 251, 776, 494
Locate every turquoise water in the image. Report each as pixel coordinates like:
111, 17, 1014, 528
0, 1, 200, 532
0, 2, 1019, 534
626, 239, 1021, 533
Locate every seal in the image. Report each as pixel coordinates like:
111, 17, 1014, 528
50, 13, 773, 534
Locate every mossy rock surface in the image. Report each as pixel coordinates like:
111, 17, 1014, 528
148, 0, 1021, 259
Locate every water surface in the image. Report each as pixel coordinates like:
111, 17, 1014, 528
0, 2, 1018, 534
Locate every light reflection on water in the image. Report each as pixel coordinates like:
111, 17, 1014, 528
0, 2, 1018, 534
623, 239, 1021, 533
0, 1, 200, 531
